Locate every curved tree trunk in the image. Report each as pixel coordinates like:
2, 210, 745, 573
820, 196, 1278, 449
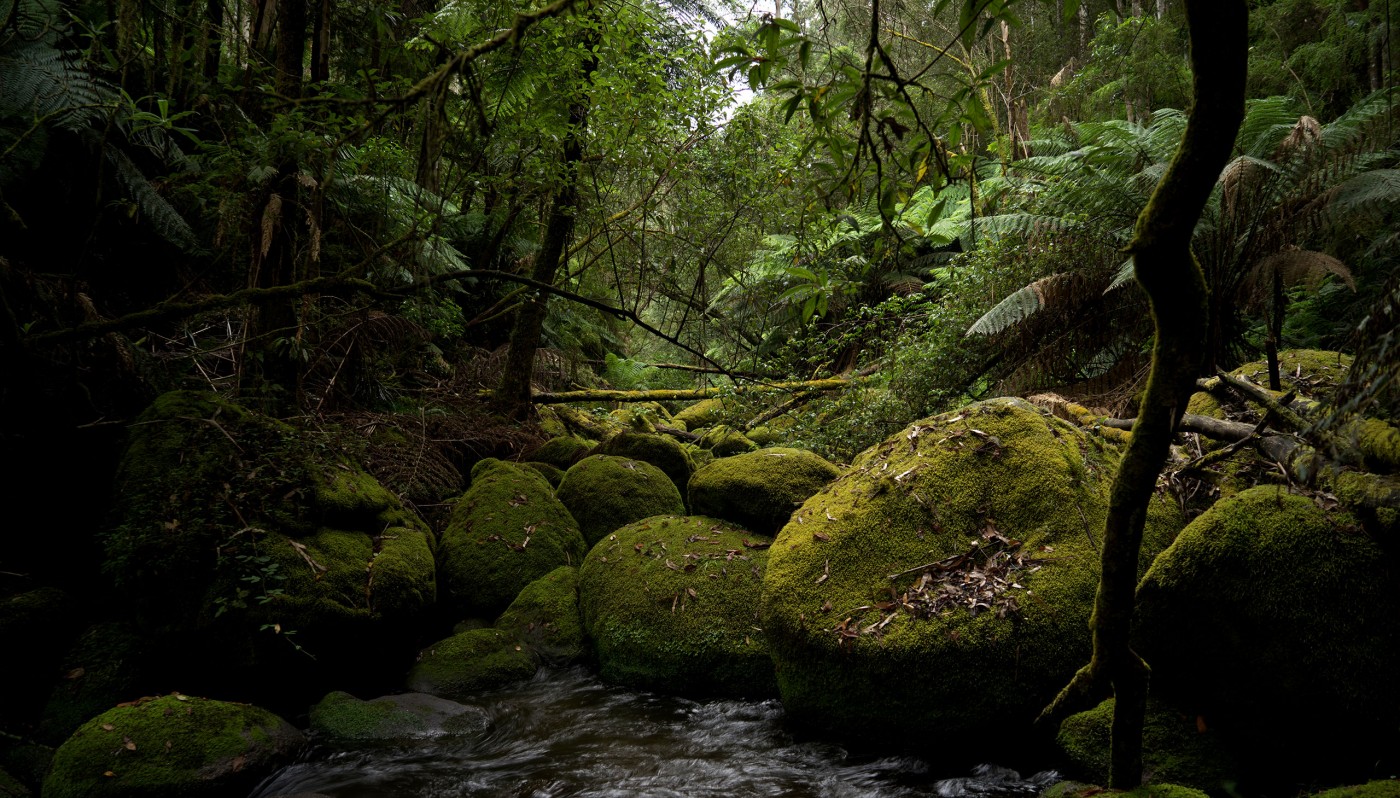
1037, 0, 1248, 787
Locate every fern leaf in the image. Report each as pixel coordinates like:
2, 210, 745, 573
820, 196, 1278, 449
966, 273, 1077, 337
102, 145, 200, 253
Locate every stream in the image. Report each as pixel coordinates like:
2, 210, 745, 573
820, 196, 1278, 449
250, 666, 1059, 798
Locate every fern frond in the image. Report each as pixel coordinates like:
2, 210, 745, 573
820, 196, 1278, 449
1323, 169, 1400, 230
966, 273, 1078, 337
102, 144, 200, 252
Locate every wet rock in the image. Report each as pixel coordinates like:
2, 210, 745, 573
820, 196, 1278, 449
309, 691, 489, 741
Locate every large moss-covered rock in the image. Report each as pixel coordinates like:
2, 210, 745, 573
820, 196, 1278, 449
39, 623, 151, 744
527, 437, 595, 470
405, 628, 537, 699
100, 391, 436, 701
1311, 783, 1400, 798
696, 424, 759, 457
1135, 485, 1400, 785
672, 398, 738, 429
555, 455, 686, 546
689, 448, 841, 536
1056, 698, 1239, 790
579, 515, 775, 697
594, 432, 695, 495
760, 397, 1183, 753
438, 459, 586, 618
495, 566, 586, 665
308, 691, 489, 741
42, 695, 303, 798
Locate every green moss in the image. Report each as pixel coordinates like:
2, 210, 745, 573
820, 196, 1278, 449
0, 767, 27, 798
682, 443, 713, 470
555, 455, 686, 546
495, 566, 586, 665
1310, 782, 1400, 798
1185, 391, 1225, 420
1233, 349, 1353, 393
746, 425, 782, 446
1056, 698, 1239, 789
1135, 486, 1400, 784
536, 405, 622, 441
688, 448, 841, 536
103, 391, 436, 679
523, 461, 566, 488
759, 398, 1183, 752
527, 436, 595, 470
42, 695, 303, 798
672, 398, 738, 429
310, 691, 424, 740
1123, 786, 1212, 798
438, 460, 586, 618
308, 691, 489, 741
697, 424, 759, 457
579, 515, 776, 697
594, 432, 694, 495
39, 623, 150, 744
406, 628, 537, 699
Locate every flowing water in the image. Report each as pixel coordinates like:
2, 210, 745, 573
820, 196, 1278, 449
251, 667, 1058, 798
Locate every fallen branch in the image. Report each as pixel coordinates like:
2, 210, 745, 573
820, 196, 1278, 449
518, 379, 853, 405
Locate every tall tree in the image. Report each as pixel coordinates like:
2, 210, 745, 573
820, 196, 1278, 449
1037, 0, 1248, 787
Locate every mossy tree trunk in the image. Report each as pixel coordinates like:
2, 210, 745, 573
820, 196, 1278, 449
1038, 0, 1248, 787
494, 36, 600, 420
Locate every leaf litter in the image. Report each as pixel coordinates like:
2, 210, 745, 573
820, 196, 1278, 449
827, 522, 1048, 646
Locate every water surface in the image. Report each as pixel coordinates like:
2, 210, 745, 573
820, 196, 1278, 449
252, 667, 1056, 798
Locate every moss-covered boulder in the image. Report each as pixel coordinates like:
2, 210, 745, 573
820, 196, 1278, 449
527, 436, 596, 470
1311, 783, 1400, 798
405, 628, 537, 699
308, 691, 490, 741
688, 448, 841, 536
42, 695, 303, 798
438, 459, 586, 618
100, 390, 436, 702
1044, 783, 1211, 798
39, 623, 152, 744
682, 443, 713, 470
555, 455, 686, 546
494, 566, 586, 665
536, 405, 622, 441
1056, 698, 1239, 790
760, 398, 1183, 753
696, 424, 759, 457
523, 461, 565, 488
672, 397, 738, 429
1135, 485, 1400, 785
579, 515, 775, 697
594, 432, 694, 495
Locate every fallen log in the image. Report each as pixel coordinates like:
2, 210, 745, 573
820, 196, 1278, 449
515, 379, 854, 405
